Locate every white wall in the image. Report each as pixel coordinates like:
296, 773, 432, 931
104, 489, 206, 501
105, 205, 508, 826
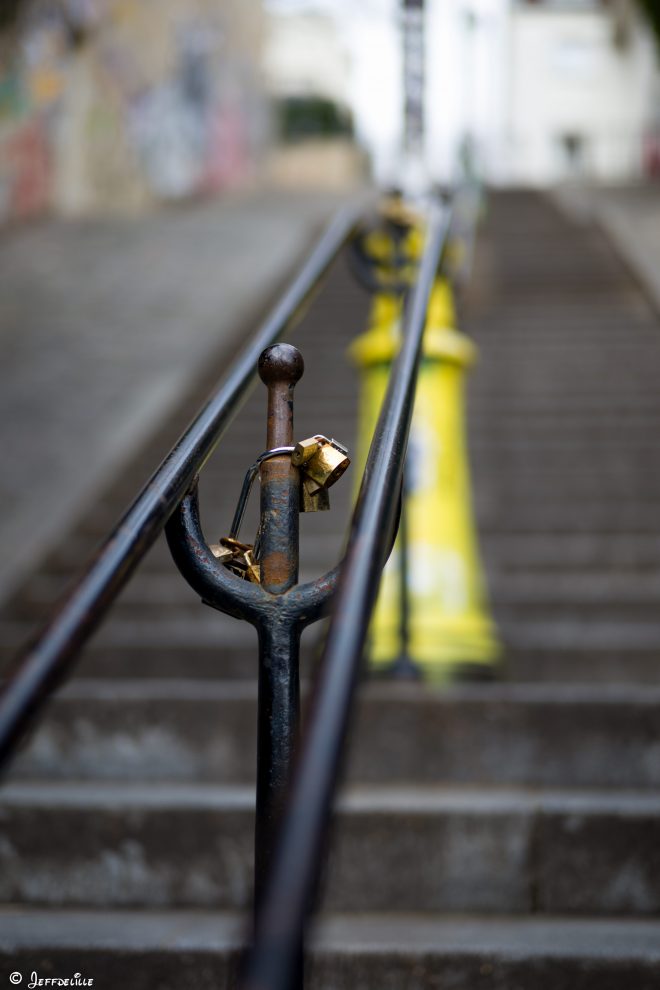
264, 0, 660, 188
506, 6, 658, 184
425, 0, 511, 185
263, 11, 351, 102
346, 2, 403, 186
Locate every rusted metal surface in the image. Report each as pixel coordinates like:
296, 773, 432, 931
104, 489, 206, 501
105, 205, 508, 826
165, 487, 339, 628
255, 344, 304, 912
258, 344, 304, 595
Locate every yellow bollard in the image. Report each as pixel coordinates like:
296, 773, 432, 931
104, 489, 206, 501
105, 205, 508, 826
348, 275, 501, 682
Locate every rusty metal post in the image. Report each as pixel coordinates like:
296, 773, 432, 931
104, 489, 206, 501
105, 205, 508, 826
165, 338, 348, 990
254, 344, 304, 903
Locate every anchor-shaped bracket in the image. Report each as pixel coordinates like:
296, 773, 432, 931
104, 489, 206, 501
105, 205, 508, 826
165, 480, 341, 631
164, 342, 346, 907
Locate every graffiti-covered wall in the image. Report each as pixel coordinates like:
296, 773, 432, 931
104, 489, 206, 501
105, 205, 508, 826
0, 0, 265, 222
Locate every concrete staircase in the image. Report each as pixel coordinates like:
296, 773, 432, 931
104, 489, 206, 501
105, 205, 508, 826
2, 190, 660, 988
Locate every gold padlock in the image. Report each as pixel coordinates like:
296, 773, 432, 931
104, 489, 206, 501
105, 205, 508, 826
291, 436, 323, 467
212, 537, 261, 584
300, 474, 330, 512
292, 435, 350, 495
210, 542, 235, 564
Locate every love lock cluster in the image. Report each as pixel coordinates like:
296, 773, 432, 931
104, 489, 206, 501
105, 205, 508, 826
292, 434, 349, 511
210, 435, 350, 584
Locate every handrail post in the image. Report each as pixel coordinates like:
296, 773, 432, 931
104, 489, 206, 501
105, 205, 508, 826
254, 344, 304, 901
254, 343, 307, 989
164, 335, 349, 990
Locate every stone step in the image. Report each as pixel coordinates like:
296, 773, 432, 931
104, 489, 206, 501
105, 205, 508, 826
471, 375, 660, 392
503, 650, 660, 685
1, 782, 660, 915
56, 481, 660, 548
60, 532, 660, 581
496, 603, 660, 624
476, 469, 659, 490
28, 524, 660, 602
9, 680, 660, 789
482, 533, 660, 570
5, 617, 660, 684
472, 319, 657, 343
38, 525, 348, 576
2, 909, 660, 990
479, 504, 660, 533
496, 616, 660, 650
472, 343, 660, 359
10, 570, 660, 623
467, 395, 660, 414
494, 572, 660, 603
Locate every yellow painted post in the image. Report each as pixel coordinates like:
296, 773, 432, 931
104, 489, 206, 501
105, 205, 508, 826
348, 275, 501, 682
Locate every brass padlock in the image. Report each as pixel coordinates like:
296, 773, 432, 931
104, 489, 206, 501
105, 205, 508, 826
293, 437, 325, 512
211, 537, 261, 584
292, 435, 350, 496
210, 542, 235, 565
291, 436, 323, 468
300, 474, 330, 512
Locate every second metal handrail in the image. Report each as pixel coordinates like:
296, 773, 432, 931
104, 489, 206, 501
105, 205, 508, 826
240, 202, 450, 990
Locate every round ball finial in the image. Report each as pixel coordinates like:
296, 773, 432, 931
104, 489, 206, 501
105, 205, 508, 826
258, 343, 304, 387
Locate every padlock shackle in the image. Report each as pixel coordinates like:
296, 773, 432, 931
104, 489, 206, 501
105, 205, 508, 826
229, 446, 295, 540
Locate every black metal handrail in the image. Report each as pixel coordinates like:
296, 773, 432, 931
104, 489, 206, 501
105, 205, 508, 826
0, 206, 360, 767
240, 203, 450, 990
0, 194, 451, 990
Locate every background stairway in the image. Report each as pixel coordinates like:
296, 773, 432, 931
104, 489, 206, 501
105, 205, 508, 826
2, 190, 660, 988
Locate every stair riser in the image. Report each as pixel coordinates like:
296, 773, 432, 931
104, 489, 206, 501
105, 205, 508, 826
1, 947, 658, 990
10, 692, 660, 789
13, 597, 660, 624
12, 568, 660, 620
6, 643, 660, 684
33, 532, 660, 581
2, 946, 659, 990
2, 798, 660, 914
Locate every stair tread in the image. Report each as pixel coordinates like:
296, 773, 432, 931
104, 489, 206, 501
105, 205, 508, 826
4, 780, 660, 814
1, 907, 660, 957
48, 677, 660, 703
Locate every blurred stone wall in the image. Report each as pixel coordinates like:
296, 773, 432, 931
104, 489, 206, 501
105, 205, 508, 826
0, 0, 265, 222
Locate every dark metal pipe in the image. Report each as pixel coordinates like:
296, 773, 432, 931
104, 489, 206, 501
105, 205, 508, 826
240, 202, 450, 990
254, 615, 301, 902
390, 469, 420, 680
398, 490, 412, 662
0, 208, 359, 770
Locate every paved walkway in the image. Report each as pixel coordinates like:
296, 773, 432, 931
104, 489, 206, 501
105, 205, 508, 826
0, 188, 345, 602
